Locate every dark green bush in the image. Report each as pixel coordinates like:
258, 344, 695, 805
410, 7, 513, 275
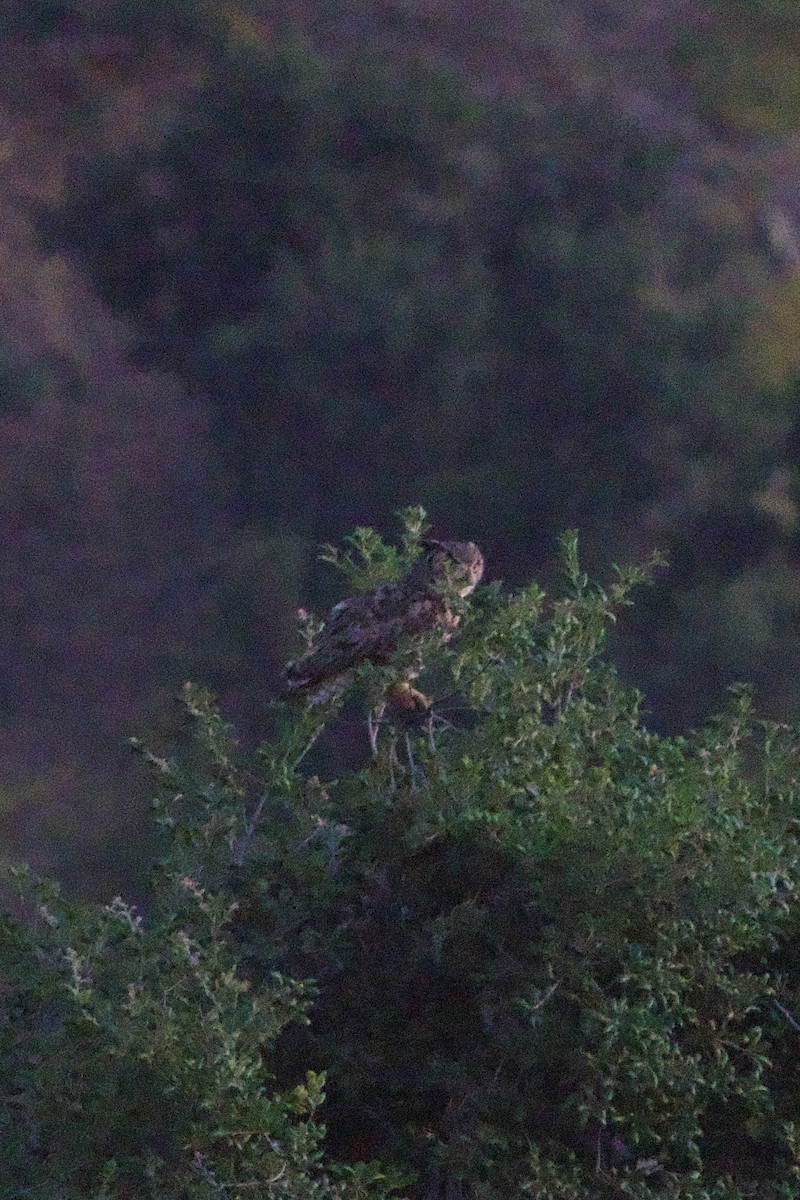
5, 508, 800, 1198
0, 751, 402, 1197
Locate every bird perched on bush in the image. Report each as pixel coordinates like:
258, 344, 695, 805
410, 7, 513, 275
283, 539, 484, 703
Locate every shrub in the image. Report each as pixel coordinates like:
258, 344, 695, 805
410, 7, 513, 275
5, 508, 800, 1198
0, 747, 402, 1197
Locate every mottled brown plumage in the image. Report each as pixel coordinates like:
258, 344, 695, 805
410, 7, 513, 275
283, 539, 484, 700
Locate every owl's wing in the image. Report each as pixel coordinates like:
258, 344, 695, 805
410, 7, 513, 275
284, 591, 389, 691
284, 579, 453, 694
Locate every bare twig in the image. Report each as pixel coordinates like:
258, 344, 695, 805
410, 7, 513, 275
774, 999, 800, 1033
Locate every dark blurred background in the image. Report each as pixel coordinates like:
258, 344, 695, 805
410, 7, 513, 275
1, 0, 800, 893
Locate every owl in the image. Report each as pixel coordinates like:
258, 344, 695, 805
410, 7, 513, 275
283, 539, 484, 701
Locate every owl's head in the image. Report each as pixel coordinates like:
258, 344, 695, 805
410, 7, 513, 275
421, 538, 485, 597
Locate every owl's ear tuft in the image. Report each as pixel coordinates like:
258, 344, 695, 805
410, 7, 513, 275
420, 538, 448, 552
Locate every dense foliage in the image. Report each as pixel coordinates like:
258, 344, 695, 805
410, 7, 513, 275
45, 33, 747, 547
0, 760, 401, 1198
6, 512, 800, 1198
